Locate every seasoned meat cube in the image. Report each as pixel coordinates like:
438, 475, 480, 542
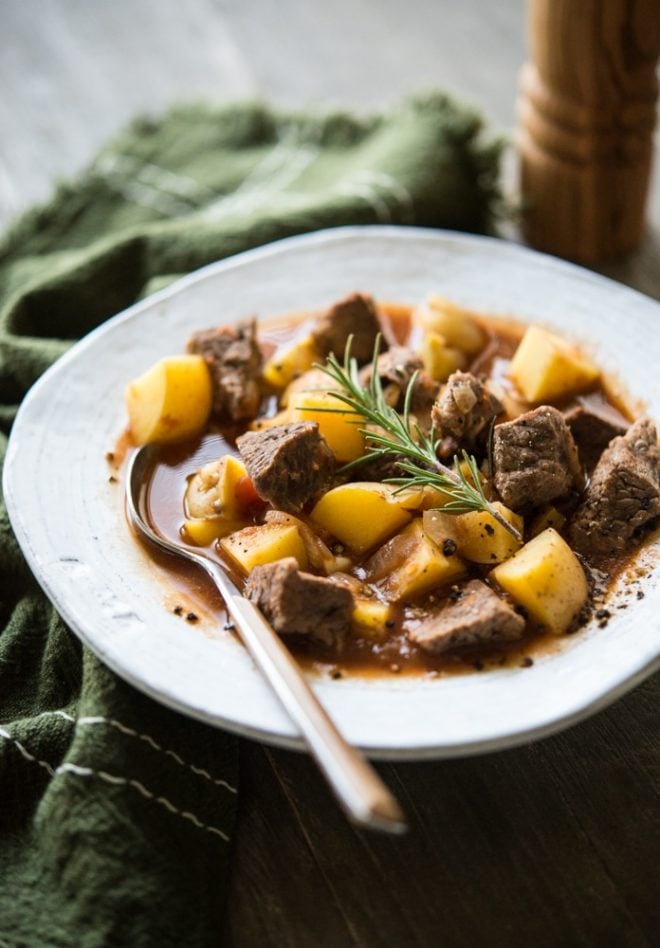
236, 422, 335, 512
358, 452, 408, 483
245, 557, 354, 646
431, 372, 502, 453
188, 319, 262, 421
311, 292, 383, 365
493, 405, 582, 513
362, 346, 423, 392
409, 580, 525, 654
564, 396, 629, 469
410, 373, 441, 422
360, 346, 440, 420
569, 417, 660, 556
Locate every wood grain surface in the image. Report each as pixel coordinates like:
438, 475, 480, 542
1, 2, 659, 946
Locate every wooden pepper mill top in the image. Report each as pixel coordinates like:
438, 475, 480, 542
518, 0, 660, 264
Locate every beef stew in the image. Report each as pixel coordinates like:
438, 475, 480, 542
123, 292, 660, 678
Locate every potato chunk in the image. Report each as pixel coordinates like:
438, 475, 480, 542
351, 599, 393, 641
491, 528, 588, 634
264, 510, 349, 575
262, 336, 318, 389
310, 483, 412, 555
414, 295, 485, 355
420, 331, 467, 382
281, 368, 340, 408
390, 485, 455, 511
185, 456, 248, 520
423, 502, 523, 565
290, 391, 365, 463
528, 505, 566, 539
183, 456, 252, 546
125, 355, 212, 444
509, 326, 599, 403
182, 517, 247, 547
248, 409, 291, 432
367, 520, 465, 602
220, 523, 308, 574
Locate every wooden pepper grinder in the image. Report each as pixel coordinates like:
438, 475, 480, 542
518, 0, 660, 264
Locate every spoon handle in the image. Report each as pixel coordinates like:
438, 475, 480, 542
227, 593, 407, 834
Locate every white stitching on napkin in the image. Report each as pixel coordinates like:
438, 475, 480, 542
334, 169, 416, 225
55, 763, 230, 841
47, 711, 237, 793
354, 170, 416, 224
94, 153, 216, 201
335, 179, 392, 222
202, 125, 320, 221
0, 730, 230, 841
0, 726, 55, 776
93, 153, 207, 217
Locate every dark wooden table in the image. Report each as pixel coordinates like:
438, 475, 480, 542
3, 2, 658, 945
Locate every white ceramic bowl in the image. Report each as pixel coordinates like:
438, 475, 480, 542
4, 226, 660, 758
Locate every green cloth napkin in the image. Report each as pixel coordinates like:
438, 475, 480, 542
0, 94, 501, 947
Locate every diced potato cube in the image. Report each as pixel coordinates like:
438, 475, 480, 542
248, 409, 291, 432
183, 517, 247, 547
398, 462, 496, 515
414, 295, 485, 355
351, 599, 393, 640
423, 501, 523, 565
290, 391, 365, 462
281, 368, 340, 408
390, 486, 455, 511
491, 528, 588, 634
185, 456, 248, 520
262, 336, 318, 389
264, 510, 345, 575
509, 326, 599, 403
364, 519, 424, 580
220, 523, 308, 574
183, 456, 258, 547
421, 331, 467, 382
371, 521, 465, 602
499, 388, 530, 422
528, 506, 566, 539
310, 483, 412, 555
458, 459, 497, 502
125, 355, 212, 445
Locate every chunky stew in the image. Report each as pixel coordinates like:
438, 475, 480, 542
122, 292, 660, 677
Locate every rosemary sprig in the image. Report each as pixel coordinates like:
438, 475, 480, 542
315, 337, 521, 543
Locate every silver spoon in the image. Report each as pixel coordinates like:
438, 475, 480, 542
126, 445, 407, 834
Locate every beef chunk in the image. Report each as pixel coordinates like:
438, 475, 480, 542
311, 293, 383, 364
410, 374, 441, 426
362, 346, 423, 392
245, 557, 354, 646
564, 396, 629, 469
358, 452, 408, 483
431, 372, 502, 453
188, 319, 262, 421
409, 580, 525, 654
360, 346, 440, 423
352, 358, 436, 475
236, 422, 334, 512
493, 405, 582, 512
569, 417, 660, 556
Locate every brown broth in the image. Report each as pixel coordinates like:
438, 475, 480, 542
128, 302, 643, 679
